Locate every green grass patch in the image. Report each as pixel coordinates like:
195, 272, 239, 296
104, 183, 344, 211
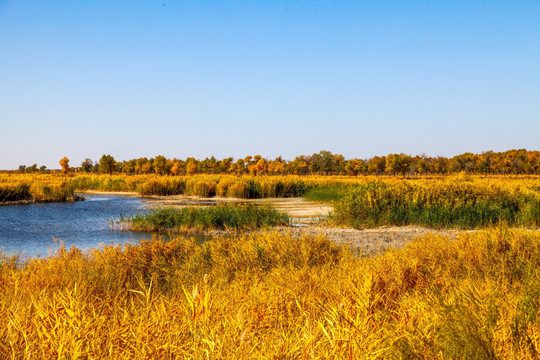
128, 204, 289, 231
303, 184, 354, 203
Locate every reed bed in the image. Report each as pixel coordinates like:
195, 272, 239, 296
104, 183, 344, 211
2, 173, 540, 207
71, 174, 326, 198
0, 182, 32, 202
332, 179, 540, 228
1, 227, 539, 358
128, 204, 290, 232
0, 174, 79, 203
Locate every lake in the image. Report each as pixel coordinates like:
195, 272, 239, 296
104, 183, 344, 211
0, 195, 155, 258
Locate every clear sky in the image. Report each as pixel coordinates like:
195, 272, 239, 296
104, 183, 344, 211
1, 1, 539, 169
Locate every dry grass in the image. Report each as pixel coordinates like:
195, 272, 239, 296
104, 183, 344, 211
0, 174, 78, 203
1, 227, 539, 358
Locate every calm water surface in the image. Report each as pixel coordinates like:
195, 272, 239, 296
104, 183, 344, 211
0, 195, 154, 258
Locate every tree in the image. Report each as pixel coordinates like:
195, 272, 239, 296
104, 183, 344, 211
99, 154, 117, 175
186, 161, 198, 176
121, 159, 137, 174
135, 158, 151, 174
59, 157, 70, 175
250, 158, 268, 176
386, 153, 412, 177
345, 159, 366, 176
234, 159, 246, 175
368, 156, 386, 175
170, 159, 184, 175
81, 159, 94, 173
153, 155, 170, 175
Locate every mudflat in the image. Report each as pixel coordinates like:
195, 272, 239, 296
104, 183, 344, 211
276, 225, 469, 256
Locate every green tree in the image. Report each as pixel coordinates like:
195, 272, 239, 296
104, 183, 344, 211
81, 159, 94, 173
153, 155, 170, 175
386, 153, 412, 177
368, 156, 386, 175
135, 158, 151, 174
99, 155, 117, 175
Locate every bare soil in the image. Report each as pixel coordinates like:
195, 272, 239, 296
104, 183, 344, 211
144, 196, 332, 219
275, 225, 469, 256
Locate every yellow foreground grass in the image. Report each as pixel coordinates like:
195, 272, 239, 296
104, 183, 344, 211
1, 227, 540, 359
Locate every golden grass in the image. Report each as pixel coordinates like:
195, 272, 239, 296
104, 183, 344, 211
0, 173, 78, 203
2, 172, 539, 199
1, 227, 540, 358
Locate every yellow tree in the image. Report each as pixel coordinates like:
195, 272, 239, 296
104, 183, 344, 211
170, 159, 184, 176
59, 157, 70, 175
254, 158, 268, 175
186, 161, 198, 176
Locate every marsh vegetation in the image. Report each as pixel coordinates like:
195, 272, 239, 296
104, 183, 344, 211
127, 204, 289, 232
1, 227, 539, 358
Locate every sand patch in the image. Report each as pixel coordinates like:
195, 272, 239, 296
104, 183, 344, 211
144, 196, 332, 218
274, 225, 471, 256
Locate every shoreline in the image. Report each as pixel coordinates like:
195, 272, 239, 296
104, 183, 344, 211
0, 195, 84, 206
77, 190, 140, 197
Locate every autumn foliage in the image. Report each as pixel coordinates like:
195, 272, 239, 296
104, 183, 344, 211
61, 149, 540, 176
1, 228, 540, 358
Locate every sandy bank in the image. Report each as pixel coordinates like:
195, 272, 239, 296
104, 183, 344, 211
78, 190, 139, 197
144, 196, 332, 218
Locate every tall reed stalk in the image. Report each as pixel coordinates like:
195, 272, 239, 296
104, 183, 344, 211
0, 227, 539, 358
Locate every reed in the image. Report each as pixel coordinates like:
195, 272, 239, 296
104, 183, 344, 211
0, 182, 32, 202
0, 174, 79, 203
127, 204, 289, 232
332, 179, 540, 228
2, 173, 540, 206
1, 227, 539, 358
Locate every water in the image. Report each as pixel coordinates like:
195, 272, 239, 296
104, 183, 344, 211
0, 195, 155, 258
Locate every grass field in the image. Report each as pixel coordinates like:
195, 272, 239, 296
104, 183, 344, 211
1, 227, 539, 358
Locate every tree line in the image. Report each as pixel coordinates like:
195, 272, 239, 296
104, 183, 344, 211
13, 149, 540, 176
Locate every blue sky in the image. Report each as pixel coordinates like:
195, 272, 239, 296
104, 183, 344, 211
1, 1, 539, 169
